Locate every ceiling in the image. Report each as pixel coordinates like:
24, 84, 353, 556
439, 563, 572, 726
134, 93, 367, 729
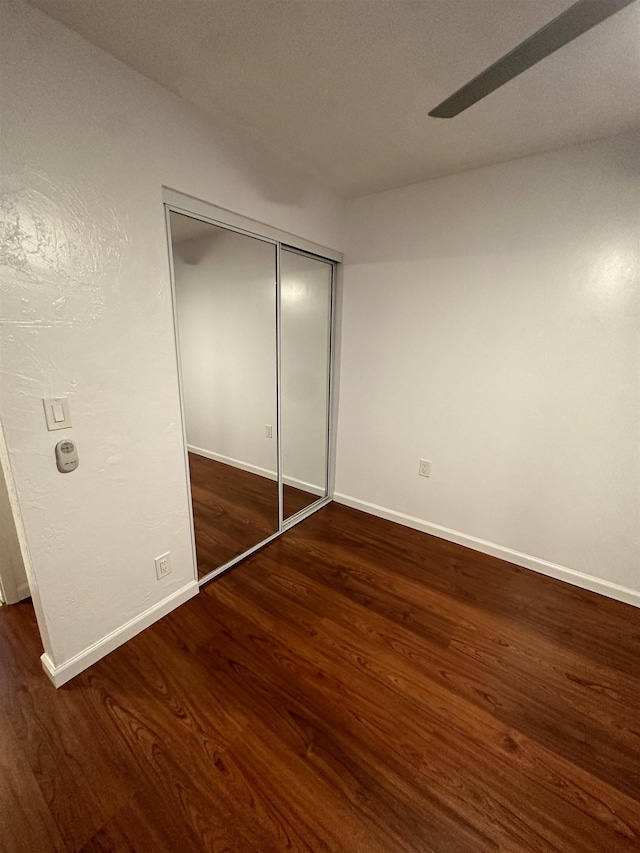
28, 0, 640, 197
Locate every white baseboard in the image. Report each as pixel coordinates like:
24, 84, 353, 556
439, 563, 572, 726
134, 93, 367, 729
333, 493, 640, 610
0, 579, 31, 606
188, 444, 276, 480
284, 476, 325, 497
41, 581, 199, 688
188, 445, 325, 496
16, 580, 31, 601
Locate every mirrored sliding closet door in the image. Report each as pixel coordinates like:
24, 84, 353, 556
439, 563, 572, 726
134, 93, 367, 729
167, 206, 335, 584
169, 211, 279, 580
280, 249, 332, 522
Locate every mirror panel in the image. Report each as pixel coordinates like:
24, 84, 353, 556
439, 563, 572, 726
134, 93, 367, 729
281, 249, 332, 521
170, 212, 278, 578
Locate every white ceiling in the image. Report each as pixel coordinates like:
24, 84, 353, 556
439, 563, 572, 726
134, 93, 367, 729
28, 0, 640, 197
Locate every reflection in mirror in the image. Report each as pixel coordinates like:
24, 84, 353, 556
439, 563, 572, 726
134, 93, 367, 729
170, 212, 278, 579
281, 249, 332, 520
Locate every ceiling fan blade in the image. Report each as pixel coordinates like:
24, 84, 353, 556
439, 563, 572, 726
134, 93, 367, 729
429, 0, 637, 118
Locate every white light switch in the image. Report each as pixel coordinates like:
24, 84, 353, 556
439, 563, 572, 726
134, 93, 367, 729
43, 397, 72, 431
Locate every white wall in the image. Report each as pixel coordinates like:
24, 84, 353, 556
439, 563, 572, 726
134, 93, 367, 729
174, 229, 332, 495
281, 250, 332, 494
173, 226, 278, 474
337, 132, 640, 603
1, 0, 635, 690
0, 0, 344, 683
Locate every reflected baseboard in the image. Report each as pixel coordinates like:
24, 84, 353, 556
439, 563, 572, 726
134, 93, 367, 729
188, 444, 275, 480
187, 444, 324, 496
285, 476, 325, 497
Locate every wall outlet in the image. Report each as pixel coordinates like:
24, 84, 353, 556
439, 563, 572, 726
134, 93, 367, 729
265, 424, 273, 438
419, 459, 431, 478
155, 552, 172, 579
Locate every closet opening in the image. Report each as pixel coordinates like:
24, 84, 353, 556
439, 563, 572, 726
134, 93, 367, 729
164, 194, 339, 585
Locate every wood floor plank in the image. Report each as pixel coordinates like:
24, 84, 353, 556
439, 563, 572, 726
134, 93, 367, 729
0, 718, 67, 853
298, 505, 640, 677
204, 570, 640, 852
228, 547, 640, 771
1, 476, 639, 852
144, 617, 418, 852
82, 653, 281, 852
189, 452, 319, 578
0, 607, 141, 851
236, 543, 640, 799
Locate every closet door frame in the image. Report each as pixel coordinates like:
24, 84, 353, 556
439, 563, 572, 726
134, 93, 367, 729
279, 245, 336, 532
163, 188, 342, 587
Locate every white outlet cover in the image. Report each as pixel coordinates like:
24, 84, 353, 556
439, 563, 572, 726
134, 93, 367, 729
155, 552, 172, 579
419, 459, 431, 477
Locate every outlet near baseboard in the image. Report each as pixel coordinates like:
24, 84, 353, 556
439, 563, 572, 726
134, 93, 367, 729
155, 552, 172, 579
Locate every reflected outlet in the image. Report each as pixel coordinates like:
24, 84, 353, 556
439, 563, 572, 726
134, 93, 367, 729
419, 459, 431, 478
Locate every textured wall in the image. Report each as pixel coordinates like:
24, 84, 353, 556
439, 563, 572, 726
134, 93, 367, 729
0, 0, 343, 671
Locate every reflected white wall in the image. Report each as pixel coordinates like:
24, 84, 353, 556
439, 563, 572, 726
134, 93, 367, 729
173, 224, 332, 496
281, 251, 331, 500
172, 222, 277, 475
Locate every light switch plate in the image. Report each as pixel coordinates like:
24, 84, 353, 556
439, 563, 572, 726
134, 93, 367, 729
43, 397, 72, 431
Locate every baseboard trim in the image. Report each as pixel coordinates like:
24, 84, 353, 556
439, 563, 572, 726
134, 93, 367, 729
333, 493, 640, 610
188, 444, 275, 480
188, 445, 325, 496
1, 579, 31, 605
41, 581, 199, 688
16, 580, 31, 601
285, 477, 325, 497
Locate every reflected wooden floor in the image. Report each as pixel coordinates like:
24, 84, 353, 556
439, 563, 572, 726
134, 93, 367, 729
189, 452, 318, 578
1, 503, 640, 851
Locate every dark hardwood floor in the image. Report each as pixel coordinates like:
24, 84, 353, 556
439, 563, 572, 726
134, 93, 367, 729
189, 452, 320, 578
1, 502, 640, 852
